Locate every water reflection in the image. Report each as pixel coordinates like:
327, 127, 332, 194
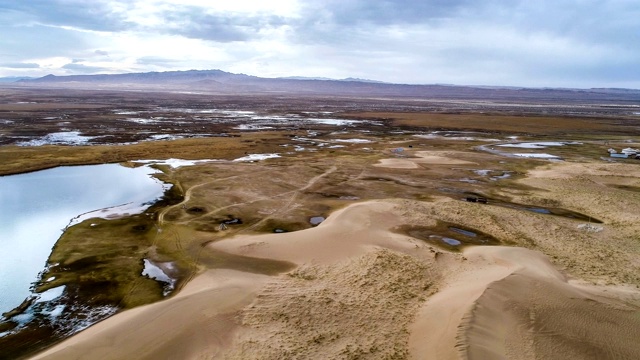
0, 164, 167, 315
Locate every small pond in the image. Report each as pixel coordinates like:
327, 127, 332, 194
396, 221, 502, 251
462, 192, 602, 223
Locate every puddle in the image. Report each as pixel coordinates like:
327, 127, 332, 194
308, 118, 366, 126
463, 192, 602, 223
35, 286, 66, 303
490, 172, 512, 181
133, 158, 221, 168
431, 236, 462, 246
513, 153, 560, 159
396, 221, 501, 251
497, 141, 581, 149
16, 131, 100, 146
414, 132, 500, 142
333, 139, 372, 143
522, 207, 551, 214
222, 217, 243, 225
339, 196, 360, 200
141, 259, 176, 296
232, 153, 281, 162
310, 216, 325, 225
449, 227, 477, 237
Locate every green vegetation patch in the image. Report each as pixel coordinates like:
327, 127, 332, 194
41, 215, 166, 308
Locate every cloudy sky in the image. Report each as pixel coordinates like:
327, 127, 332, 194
0, 0, 638, 88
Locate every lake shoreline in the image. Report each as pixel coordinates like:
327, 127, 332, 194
0, 163, 178, 359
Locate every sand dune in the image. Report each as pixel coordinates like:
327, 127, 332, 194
463, 267, 640, 360
31, 198, 640, 360
411, 246, 640, 360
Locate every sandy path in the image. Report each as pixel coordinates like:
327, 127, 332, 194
240, 165, 338, 233
157, 170, 272, 225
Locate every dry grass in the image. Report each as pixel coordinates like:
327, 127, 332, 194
0, 132, 293, 176
346, 112, 639, 136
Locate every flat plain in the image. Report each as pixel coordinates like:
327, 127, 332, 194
1, 87, 640, 359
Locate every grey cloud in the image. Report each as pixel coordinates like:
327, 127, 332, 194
0, 1, 292, 43
0, 0, 130, 32
289, 0, 477, 46
0, 62, 40, 69
285, 0, 640, 87
466, 1, 640, 49
94, 50, 109, 56
292, 0, 640, 50
161, 8, 287, 42
300, 0, 472, 25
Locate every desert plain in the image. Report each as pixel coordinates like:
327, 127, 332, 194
1, 87, 640, 359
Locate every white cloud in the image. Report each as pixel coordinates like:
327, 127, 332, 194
0, 0, 638, 88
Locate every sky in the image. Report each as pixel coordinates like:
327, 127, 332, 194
0, 0, 638, 88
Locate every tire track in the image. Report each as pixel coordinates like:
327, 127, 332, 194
241, 165, 338, 233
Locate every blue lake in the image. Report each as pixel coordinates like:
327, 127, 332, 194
0, 164, 167, 316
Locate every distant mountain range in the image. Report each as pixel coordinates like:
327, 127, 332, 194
7, 69, 640, 102
0, 76, 35, 83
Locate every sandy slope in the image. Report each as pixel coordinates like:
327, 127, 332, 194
410, 246, 640, 360
31, 270, 271, 360
31, 171, 640, 360
463, 267, 640, 360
